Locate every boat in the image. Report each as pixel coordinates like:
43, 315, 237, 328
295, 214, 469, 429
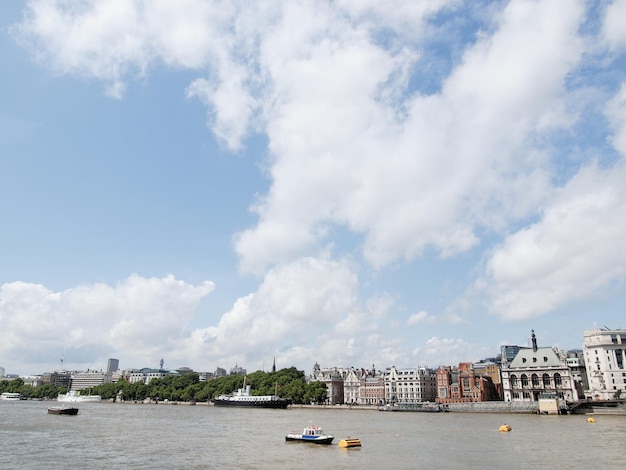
380, 402, 447, 412
285, 425, 334, 445
48, 406, 79, 415
0, 392, 23, 401
213, 384, 290, 409
57, 390, 102, 403
338, 438, 362, 448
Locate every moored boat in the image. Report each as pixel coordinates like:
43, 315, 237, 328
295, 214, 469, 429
213, 384, 290, 409
0, 392, 23, 401
57, 390, 102, 403
285, 425, 334, 445
380, 402, 447, 412
48, 406, 79, 415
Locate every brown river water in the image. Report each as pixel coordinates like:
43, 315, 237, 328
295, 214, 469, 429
1, 401, 624, 469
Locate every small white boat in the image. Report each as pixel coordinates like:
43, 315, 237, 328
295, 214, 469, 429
285, 425, 334, 445
57, 390, 102, 403
0, 392, 23, 401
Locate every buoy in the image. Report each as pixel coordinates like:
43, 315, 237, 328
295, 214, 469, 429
498, 424, 512, 432
338, 438, 362, 448
587, 417, 595, 423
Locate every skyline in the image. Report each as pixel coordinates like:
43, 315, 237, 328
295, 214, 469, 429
1, 1, 626, 376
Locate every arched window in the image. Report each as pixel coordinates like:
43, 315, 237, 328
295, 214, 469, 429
521, 374, 529, 387
531, 374, 540, 387
554, 373, 562, 387
542, 373, 551, 387
510, 374, 518, 387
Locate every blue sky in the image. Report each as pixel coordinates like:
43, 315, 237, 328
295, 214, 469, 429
1, 0, 626, 376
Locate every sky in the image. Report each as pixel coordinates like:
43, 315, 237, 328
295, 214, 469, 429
1, 0, 625, 377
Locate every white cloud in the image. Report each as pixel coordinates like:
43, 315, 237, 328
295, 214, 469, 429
411, 336, 491, 367
605, 83, 626, 156
182, 257, 360, 366
0, 275, 214, 372
235, 0, 585, 273
603, 0, 626, 52
407, 310, 436, 325
479, 161, 626, 321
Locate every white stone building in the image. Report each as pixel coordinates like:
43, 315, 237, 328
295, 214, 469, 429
384, 366, 437, 404
583, 328, 626, 400
501, 331, 578, 403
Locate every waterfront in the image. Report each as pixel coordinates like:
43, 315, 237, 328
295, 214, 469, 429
1, 401, 624, 469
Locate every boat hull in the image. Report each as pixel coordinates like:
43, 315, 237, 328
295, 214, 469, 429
48, 407, 79, 415
213, 399, 289, 408
285, 435, 334, 445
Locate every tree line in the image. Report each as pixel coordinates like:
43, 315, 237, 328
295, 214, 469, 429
1, 367, 328, 404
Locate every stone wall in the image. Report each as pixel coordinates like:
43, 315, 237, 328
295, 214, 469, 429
444, 401, 539, 413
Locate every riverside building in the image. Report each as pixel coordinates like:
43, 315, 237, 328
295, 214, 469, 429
500, 331, 578, 403
583, 327, 626, 400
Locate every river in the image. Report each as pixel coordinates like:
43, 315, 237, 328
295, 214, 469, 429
1, 401, 624, 469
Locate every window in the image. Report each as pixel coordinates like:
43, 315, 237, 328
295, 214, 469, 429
533, 357, 537, 363
542, 373, 551, 387
532, 374, 540, 387
521, 374, 529, 387
554, 373, 562, 387
510, 375, 518, 387
522, 358, 527, 363
543, 357, 548, 362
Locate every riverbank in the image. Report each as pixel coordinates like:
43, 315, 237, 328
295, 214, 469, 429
103, 398, 626, 415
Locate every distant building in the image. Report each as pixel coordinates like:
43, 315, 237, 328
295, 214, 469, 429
71, 371, 111, 391
129, 368, 176, 384
214, 367, 227, 377
583, 328, 626, 400
435, 363, 499, 403
358, 366, 385, 405
230, 364, 247, 375
41, 371, 72, 388
0, 366, 5, 378
501, 331, 578, 403
384, 366, 437, 404
309, 363, 344, 405
566, 349, 589, 397
107, 358, 119, 373
343, 368, 362, 405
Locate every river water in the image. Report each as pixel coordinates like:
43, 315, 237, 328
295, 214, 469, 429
1, 401, 624, 469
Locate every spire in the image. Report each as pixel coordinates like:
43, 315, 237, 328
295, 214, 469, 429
272, 356, 276, 373
531, 330, 537, 352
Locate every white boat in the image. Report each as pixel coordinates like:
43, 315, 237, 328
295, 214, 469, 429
57, 390, 102, 403
0, 392, 23, 401
285, 425, 335, 445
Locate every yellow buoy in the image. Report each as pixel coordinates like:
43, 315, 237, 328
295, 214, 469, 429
498, 424, 512, 432
338, 438, 362, 448
587, 417, 595, 423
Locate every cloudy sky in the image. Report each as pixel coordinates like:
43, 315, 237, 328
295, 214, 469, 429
1, 0, 625, 376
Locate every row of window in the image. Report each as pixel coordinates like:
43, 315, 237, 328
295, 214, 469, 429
509, 373, 562, 388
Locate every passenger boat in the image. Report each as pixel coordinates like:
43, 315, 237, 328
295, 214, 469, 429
0, 392, 23, 401
57, 390, 102, 403
213, 384, 290, 409
48, 406, 79, 415
285, 425, 334, 445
